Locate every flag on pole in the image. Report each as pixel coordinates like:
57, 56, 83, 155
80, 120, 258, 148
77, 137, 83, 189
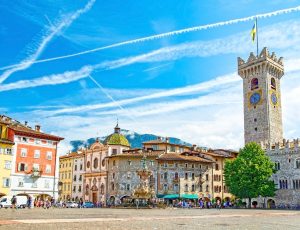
251, 21, 257, 43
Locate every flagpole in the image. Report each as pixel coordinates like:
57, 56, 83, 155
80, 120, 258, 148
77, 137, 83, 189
256, 17, 259, 57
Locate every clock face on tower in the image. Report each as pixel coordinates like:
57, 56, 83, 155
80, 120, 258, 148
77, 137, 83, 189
250, 92, 261, 105
271, 93, 278, 105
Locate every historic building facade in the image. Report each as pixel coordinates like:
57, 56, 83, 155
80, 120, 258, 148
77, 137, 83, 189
0, 116, 14, 197
71, 151, 85, 201
59, 153, 75, 200
7, 118, 63, 201
238, 47, 300, 207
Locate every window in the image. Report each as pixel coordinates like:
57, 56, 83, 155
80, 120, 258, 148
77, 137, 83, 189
18, 163, 27, 172
175, 163, 178, 168
163, 184, 168, 191
22, 137, 28, 142
93, 158, 99, 169
74, 165, 77, 171
21, 148, 27, 157
2, 178, 10, 187
152, 145, 158, 150
296, 159, 300, 169
87, 161, 90, 168
174, 184, 179, 192
206, 185, 209, 192
46, 151, 52, 160
185, 163, 188, 168
275, 162, 280, 171
192, 164, 194, 169
4, 160, 11, 169
164, 163, 168, 168
126, 184, 130, 191
185, 173, 188, 180
184, 184, 188, 192
191, 184, 195, 192
69, 172, 71, 179
34, 150, 40, 158
251, 78, 259, 90
112, 149, 117, 155
174, 172, 178, 180
35, 139, 41, 144
79, 175, 82, 181
47, 140, 53, 145
112, 173, 115, 179
206, 174, 209, 181
5, 148, 12, 155
293, 180, 300, 189
80, 164, 83, 170
78, 186, 82, 192
73, 175, 77, 181
215, 164, 219, 171
164, 172, 168, 180
271, 77, 276, 90
111, 183, 115, 191
191, 173, 195, 180
102, 159, 105, 167
279, 179, 288, 189
128, 160, 132, 166
150, 160, 154, 166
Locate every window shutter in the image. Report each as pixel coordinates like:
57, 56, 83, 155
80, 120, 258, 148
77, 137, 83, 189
25, 164, 28, 171
18, 163, 21, 171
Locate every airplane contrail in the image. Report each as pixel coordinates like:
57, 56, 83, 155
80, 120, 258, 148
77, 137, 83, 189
0, 0, 96, 83
1, 5, 299, 71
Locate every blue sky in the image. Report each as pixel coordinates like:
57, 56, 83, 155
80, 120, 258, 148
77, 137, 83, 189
1, 0, 300, 154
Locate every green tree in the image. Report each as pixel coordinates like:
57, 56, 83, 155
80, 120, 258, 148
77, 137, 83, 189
224, 142, 276, 208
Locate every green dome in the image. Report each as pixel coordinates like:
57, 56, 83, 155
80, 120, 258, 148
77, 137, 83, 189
104, 133, 130, 147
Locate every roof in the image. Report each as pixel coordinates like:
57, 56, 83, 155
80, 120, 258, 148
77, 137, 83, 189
205, 149, 237, 158
59, 152, 80, 159
157, 153, 213, 163
143, 139, 189, 148
0, 138, 14, 145
104, 133, 130, 147
9, 123, 64, 141
107, 150, 163, 158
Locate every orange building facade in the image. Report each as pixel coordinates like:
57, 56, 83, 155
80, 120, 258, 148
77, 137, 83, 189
9, 122, 63, 202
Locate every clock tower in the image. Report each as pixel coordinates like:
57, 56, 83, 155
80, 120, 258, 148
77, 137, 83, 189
238, 47, 284, 145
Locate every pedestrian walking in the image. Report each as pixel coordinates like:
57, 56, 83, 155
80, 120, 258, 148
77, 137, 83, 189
11, 196, 17, 209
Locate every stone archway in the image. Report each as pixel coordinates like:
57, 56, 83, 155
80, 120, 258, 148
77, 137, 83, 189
267, 199, 275, 209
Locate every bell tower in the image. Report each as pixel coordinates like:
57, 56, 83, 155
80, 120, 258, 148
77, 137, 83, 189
238, 47, 284, 145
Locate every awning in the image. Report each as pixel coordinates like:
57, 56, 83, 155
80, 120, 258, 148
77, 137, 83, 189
180, 194, 198, 199
163, 194, 179, 199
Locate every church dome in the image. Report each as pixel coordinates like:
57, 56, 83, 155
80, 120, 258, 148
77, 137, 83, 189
104, 123, 130, 147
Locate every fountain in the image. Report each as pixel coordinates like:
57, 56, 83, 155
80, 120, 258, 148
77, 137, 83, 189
131, 154, 155, 208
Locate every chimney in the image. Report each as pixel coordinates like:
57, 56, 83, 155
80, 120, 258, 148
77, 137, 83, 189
35, 125, 41, 132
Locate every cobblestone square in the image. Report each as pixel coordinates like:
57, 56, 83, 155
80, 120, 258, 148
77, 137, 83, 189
0, 208, 299, 230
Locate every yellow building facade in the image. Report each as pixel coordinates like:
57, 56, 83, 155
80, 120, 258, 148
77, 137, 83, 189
0, 117, 14, 197
59, 153, 75, 201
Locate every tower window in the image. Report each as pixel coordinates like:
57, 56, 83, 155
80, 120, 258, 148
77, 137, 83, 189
251, 78, 259, 90
254, 127, 258, 131
271, 78, 276, 90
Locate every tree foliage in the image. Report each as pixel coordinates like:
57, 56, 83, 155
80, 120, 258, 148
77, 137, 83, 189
224, 142, 276, 207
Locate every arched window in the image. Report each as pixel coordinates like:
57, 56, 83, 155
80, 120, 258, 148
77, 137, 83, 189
251, 78, 259, 90
93, 158, 98, 169
174, 172, 178, 180
275, 162, 280, 171
191, 184, 195, 192
184, 184, 189, 192
271, 78, 276, 90
86, 161, 90, 168
111, 183, 115, 191
100, 184, 105, 194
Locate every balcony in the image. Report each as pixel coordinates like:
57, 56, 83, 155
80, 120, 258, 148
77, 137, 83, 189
31, 169, 42, 178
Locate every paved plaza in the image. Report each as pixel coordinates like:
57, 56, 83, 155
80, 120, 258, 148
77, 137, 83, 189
0, 208, 299, 229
